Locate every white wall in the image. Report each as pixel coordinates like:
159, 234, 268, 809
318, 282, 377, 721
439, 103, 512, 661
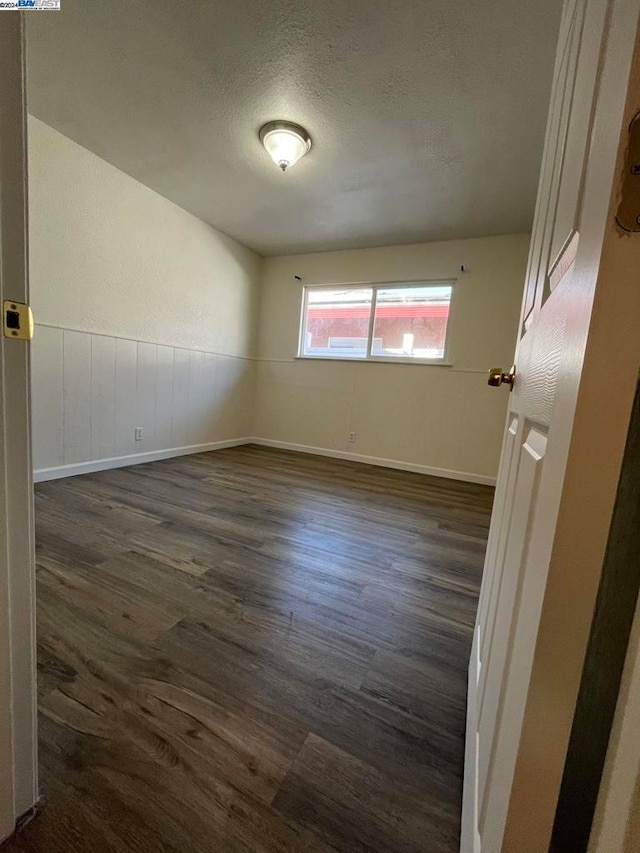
253, 234, 529, 483
28, 117, 261, 478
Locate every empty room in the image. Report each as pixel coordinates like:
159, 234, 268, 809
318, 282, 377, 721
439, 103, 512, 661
2, 1, 640, 852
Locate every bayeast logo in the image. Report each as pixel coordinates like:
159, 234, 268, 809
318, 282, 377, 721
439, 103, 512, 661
0, 0, 60, 8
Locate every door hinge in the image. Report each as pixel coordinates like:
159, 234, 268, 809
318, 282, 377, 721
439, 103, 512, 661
3, 300, 34, 340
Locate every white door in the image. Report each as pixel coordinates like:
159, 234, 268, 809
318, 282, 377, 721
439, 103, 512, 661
0, 15, 38, 843
462, 1, 640, 850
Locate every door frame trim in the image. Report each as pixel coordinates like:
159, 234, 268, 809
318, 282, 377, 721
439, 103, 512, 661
551, 380, 640, 851
0, 15, 38, 843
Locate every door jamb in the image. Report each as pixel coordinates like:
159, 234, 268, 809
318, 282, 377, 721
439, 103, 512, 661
551, 380, 640, 851
0, 13, 39, 843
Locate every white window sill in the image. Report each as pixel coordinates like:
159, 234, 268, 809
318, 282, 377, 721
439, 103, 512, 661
295, 355, 452, 366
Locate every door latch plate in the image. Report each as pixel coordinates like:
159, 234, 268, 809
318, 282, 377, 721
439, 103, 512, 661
3, 300, 34, 340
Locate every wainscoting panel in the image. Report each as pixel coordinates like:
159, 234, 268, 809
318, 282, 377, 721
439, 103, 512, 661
32, 326, 254, 479
91, 334, 117, 462
31, 325, 64, 470
115, 337, 138, 458
63, 329, 92, 465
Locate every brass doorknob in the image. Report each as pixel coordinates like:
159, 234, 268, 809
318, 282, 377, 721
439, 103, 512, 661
488, 366, 516, 388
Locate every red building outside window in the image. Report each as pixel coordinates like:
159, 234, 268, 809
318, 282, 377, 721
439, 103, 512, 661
301, 283, 452, 360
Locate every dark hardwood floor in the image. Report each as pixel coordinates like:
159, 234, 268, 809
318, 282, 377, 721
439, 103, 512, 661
2, 445, 493, 853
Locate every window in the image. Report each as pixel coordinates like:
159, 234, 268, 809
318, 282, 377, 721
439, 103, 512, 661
299, 282, 453, 362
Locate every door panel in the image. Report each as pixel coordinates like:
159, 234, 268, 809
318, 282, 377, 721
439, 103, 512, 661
548, 0, 609, 277
477, 416, 520, 665
521, 0, 584, 326
461, 1, 640, 850
538, 0, 584, 293
478, 425, 548, 819
517, 293, 567, 428
480, 427, 549, 847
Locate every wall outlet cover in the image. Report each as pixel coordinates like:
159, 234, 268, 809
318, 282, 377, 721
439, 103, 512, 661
135, 427, 144, 441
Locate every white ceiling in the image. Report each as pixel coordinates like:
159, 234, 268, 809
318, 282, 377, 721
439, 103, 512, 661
26, 0, 562, 257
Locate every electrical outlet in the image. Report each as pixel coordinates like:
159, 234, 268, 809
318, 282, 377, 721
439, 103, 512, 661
135, 427, 144, 441
348, 431, 357, 443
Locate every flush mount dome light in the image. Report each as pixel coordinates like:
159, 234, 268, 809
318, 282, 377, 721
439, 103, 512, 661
259, 120, 312, 171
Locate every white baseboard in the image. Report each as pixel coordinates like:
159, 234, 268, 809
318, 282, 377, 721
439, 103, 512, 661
34, 436, 496, 487
248, 438, 497, 486
33, 438, 252, 483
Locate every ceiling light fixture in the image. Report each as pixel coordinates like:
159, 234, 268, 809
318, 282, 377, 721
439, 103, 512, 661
259, 120, 312, 172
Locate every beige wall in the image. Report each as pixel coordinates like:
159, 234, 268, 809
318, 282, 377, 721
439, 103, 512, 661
29, 118, 261, 476
253, 234, 529, 483
29, 116, 529, 485
29, 117, 261, 355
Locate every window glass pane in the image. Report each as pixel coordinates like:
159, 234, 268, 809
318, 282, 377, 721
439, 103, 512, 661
371, 285, 452, 359
302, 288, 373, 358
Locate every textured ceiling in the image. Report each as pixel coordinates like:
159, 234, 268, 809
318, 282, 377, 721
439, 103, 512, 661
26, 0, 561, 256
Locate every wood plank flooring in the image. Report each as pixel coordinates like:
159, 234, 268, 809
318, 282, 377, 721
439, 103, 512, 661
1, 445, 493, 853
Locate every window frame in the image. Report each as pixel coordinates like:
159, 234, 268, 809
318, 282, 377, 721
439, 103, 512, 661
297, 279, 456, 365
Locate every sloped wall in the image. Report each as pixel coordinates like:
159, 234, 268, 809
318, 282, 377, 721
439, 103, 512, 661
28, 117, 260, 479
